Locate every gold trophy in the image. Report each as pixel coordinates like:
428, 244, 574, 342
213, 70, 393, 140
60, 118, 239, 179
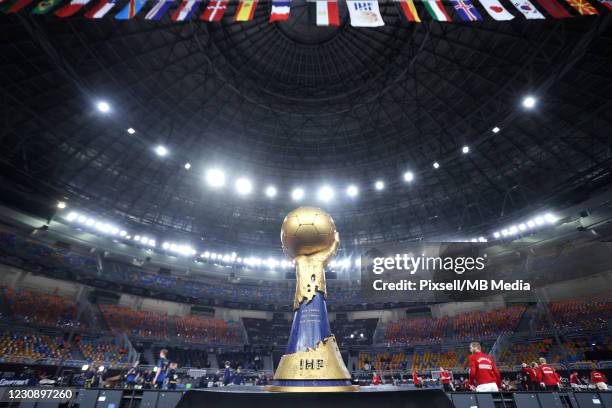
267, 207, 358, 392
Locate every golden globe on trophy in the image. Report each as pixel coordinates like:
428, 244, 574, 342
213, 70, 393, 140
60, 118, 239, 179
267, 207, 358, 392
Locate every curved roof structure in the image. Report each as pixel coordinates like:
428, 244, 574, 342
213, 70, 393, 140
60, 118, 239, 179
1, 7, 611, 253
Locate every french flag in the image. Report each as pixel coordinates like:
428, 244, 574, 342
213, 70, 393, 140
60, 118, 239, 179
171, 0, 200, 20
269, 0, 290, 21
84, 0, 118, 18
145, 0, 173, 19
54, 0, 93, 16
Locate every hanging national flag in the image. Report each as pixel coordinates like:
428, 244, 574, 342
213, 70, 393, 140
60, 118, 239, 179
6, 0, 34, 13
269, 0, 290, 21
54, 0, 92, 16
395, 0, 420, 22
234, 0, 257, 21
200, 0, 227, 20
509, 0, 545, 17
310, 0, 340, 26
31, 0, 61, 14
597, 0, 612, 9
450, 0, 482, 20
534, 0, 572, 17
347, 0, 384, 26
565, 0, 597, 13
145, 0, 173, 19
478, 0, 514, 19
422, 0, 451, 21
171, 0, 200, 20
84, 0, 118, 17
115, 0, 148, 19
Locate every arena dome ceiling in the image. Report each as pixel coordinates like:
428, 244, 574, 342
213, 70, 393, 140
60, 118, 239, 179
0, 8, 611, 252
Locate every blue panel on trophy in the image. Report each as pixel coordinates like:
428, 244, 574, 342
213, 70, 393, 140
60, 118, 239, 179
286, 292, 331, 353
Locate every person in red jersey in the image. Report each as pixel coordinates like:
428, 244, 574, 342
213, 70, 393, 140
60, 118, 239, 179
590, 370, 608, 391
439, 366, 453, 392
412, 369, 421, 388
538, 358, 560, 390
468, 342, 501, 392
371, 371, 382, 385
570, 371, 582, 390
522, 361, 541, 390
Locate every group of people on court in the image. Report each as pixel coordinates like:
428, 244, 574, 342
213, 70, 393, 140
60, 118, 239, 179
123, 349, 180, 389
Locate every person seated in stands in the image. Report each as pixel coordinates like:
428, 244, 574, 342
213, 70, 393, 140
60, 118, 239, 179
256, 373, 268, 386
167, 362, 179, 389
153, 349, 169, 389
371, 371, 382, 385
232, 367, 244, 386
223, 361, 232, 386
125, 362, 140, 389
590, 369, 608, 391
439, 367, 453, 392
468, 342, 501, 392
570, 371, 582, 390
521, 361, 540, 390
537, 358, 560, 391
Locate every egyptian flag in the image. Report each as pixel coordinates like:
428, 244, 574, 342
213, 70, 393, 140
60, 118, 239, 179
450, 0, 482, 20
5, 0, 34, 13
310, 0, 339, 26
234, 0, 257, 21
596, 0, 612, 7
84, 0, 117, 17
534, 0, 572, 17
269, 0, 290, 21
346, 0, 384, 26
396, 0, 420, 22
200, 0, 227, 20
54, 0, 92, 16
564, 0, 597, 14
478, 0, 514, 19
31, 0, 61, 14
172, 0, 200, 20
115, 0, 148, 19
145, 0, 172, 19
422, 0, 451, 20
509, 0, 544, 17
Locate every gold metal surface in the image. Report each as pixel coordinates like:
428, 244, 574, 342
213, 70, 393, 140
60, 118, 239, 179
273, 335, 351, 380
292, 234, 338, 309
265, 385, 360, 392
281, 207, 336, 258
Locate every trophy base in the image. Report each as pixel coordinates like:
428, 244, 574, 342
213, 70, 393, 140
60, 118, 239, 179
266, 385, 360, 392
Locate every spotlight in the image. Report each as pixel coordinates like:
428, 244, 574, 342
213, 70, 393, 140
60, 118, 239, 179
492, 127, 500, 133
534, 216, 544, 226
346, 185, 358, 198
119, 230, 127, 237
292, 188, 304, 201
134, 235, 141, 242
235, 178, 253, 195
462, 146, 470, 154
206, 168, 225, 187
501, 229, 509, 236
66, 212, 78, 221
509, 226, 519, 235
544, 213, 557, 223
184, 163, 191, 170
478, 237, 487, 242
522, 95, 537, 109
318, 186, 334, 202
162, 242, 170, 250
374, 180, 385, 190
127, 128, 136, 134
77, 215, 87, 223
57, 201, 67, 209
518, 223, 527, 231
85, 218, 95, 226
265, 186, 277, 198
155, 145, 168, 157
433, 162, 440, 169
493, 232, 501, 238
526, 220, 535, 228
403, 171, 414, 183
96, 101, 110, 113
